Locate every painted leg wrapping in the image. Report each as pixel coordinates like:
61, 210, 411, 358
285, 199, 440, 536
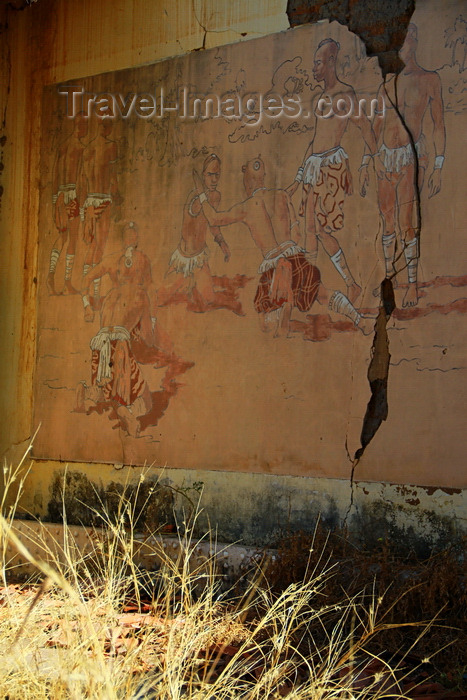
404, 238, 419, 284
382, 232, 396, 277
49, 249, 60, 274
65, 254, 74, 280
330, 248, 355, 285
264, 308, 281, 325
329, 290, 361, 327
83, 263, 91, 277
93, 278, 101, 298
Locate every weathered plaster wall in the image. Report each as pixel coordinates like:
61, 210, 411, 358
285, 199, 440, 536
1, 0, 466, 552
0, 0, 288, 462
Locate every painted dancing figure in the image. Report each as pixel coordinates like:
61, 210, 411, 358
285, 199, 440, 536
287, 38, 385, 305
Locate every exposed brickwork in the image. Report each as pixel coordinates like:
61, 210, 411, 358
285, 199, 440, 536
287, 0, 416, 75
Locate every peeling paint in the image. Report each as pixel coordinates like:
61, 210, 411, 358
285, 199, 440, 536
422, 485, 462, 497
286, 0, 415, 75
351, 499, 462, 559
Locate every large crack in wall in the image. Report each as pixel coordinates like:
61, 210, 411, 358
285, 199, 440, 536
286, 0, 421, 490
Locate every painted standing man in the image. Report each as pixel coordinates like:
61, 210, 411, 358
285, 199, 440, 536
361, 22, 446, 307
47, 112, 87, 296
80, 118, 121, 302
158, 153, 244, 315
287, 38, 384, 304
194, 157, 374, 337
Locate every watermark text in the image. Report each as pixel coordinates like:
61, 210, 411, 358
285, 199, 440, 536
58, 86, 385, 125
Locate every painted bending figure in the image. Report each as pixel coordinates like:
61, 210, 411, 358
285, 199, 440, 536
76, 222, 168, 437
194, 157, 375, 337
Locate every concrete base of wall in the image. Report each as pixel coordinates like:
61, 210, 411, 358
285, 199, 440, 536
1, 518, 263, 583
6, 457, 466, 558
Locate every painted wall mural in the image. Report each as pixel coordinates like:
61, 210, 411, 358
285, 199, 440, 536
34, 6, 467, 486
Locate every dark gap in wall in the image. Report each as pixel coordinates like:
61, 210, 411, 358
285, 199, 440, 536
286, 0, 416, 77
286, 0, 419, 470
355, 277, 395, 462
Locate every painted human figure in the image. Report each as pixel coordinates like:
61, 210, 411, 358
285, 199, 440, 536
80, 118, 120, 302
194, 157, 374, 337
287, 38, 384, 305
158, 154, 243, 315
361, 22, 446, 308
47, 112, 87, 296
77, 223, 163, 437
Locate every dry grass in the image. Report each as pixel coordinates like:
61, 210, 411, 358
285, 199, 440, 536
0, 451, 450, 699
268, 527, 467, 683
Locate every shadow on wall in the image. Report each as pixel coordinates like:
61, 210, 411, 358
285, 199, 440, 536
46, 470, 176, 533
